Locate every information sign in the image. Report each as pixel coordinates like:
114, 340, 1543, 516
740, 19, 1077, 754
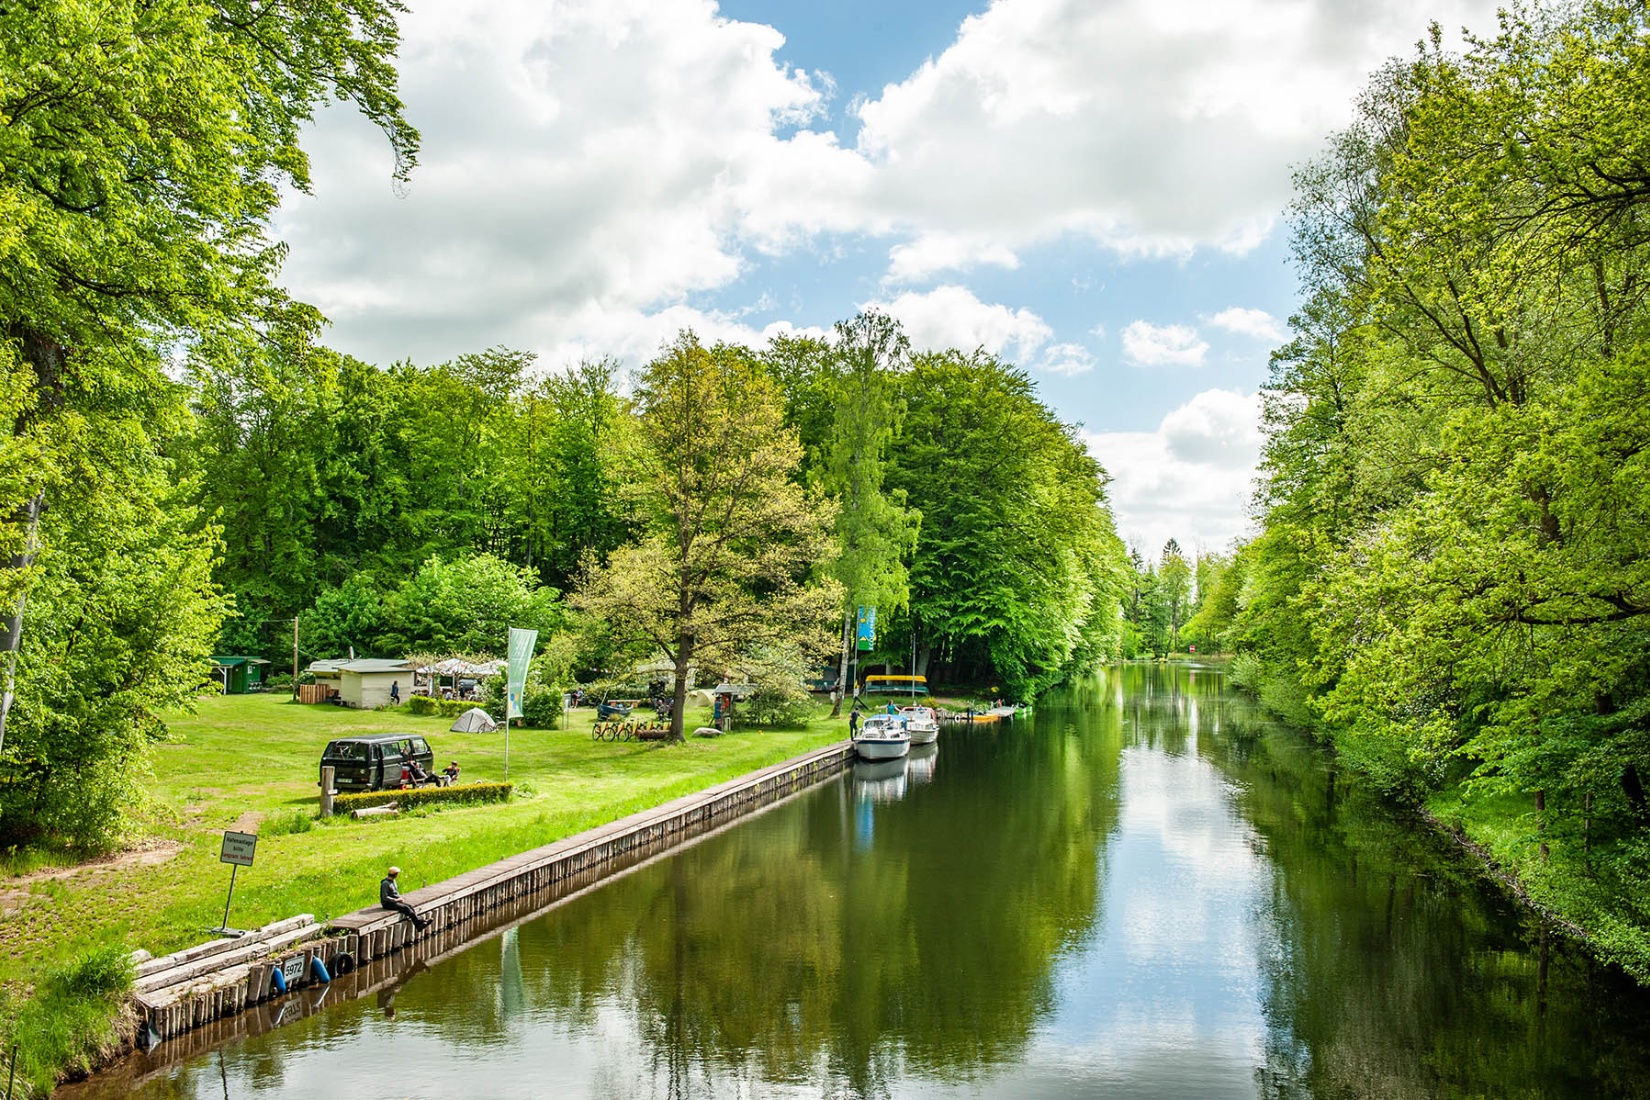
856, 606, 876, 651
220, 831, 257, 867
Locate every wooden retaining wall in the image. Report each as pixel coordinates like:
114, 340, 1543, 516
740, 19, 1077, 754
129, 739, 853, 1049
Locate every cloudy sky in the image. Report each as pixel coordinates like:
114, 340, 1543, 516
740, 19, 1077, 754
274, 0, 1501, 554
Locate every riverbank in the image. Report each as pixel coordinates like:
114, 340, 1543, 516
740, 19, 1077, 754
1426, 783, 1650, 984
1229, 676, 1650, 986
0, 694, 845, 1094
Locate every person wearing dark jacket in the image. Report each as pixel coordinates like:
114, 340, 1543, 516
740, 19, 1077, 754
380, 866, 429, 929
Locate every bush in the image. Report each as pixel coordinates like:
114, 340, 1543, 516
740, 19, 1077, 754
0, 946, 134, 1096
262, 809, 314, 836
439, 699, 467, 718
333, 781, 513, 814
1227, 651, 1262, 696
521, 687, 562, 729
406, 694, 439, 716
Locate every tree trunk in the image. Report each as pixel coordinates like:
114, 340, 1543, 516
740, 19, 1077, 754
830, 611, 851, 717
0, 493, 40, 755
0, 328, 66, 755
670, 644, 690, 743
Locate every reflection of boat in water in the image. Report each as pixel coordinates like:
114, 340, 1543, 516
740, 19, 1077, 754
899, 705, 940, 745
853, 713, 911, 760
905, 742, 938, 785
852, 757, 908, 802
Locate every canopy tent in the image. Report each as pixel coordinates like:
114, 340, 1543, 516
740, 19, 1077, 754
450, 707, 499, 733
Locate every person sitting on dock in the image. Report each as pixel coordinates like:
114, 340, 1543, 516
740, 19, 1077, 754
380, 866, 430, 930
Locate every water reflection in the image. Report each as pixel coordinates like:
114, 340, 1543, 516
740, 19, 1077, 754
67, 664, 1650, 1099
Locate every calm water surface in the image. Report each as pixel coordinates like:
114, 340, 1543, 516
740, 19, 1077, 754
73, 664, 1650, 1098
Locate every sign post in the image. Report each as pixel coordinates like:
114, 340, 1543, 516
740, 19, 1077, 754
504, 627, 538, 782
212, 831, 257, 937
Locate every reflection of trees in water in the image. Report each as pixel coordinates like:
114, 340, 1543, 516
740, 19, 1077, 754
1162, 663, 1650, 1100
400, 707, 1125, 1097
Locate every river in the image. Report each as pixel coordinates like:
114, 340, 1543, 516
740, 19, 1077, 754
68, 663, 1650, 1098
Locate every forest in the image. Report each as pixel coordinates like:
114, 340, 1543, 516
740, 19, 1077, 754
1185, 4, 1650, 978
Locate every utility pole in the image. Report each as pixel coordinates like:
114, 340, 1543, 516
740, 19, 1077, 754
291, 618, 300, 701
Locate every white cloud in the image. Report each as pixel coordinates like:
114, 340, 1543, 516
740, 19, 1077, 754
1038, 342, 1095, 376
1208, 307, 1287, 342
1122, 321, 1208, 367
269, 0, 1502, 373
884, 234, 1021, 283
851, 0, 1500, 256
868, 285, 1053, 361
1085, 389, 1263, 552
274, 0, 866, 367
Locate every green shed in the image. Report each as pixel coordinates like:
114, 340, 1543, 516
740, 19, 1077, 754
210, 656, 271, 695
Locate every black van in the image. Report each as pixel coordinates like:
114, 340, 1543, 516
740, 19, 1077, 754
319, 733, 436, 792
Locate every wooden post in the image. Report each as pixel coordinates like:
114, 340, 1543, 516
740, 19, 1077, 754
320, 766, 335, 818
291, 618, 300, 701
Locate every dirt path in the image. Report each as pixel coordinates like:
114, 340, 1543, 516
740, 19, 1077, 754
0, 840, 185, 915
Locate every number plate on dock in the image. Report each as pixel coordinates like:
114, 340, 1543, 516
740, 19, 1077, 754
282, 955, 306, 985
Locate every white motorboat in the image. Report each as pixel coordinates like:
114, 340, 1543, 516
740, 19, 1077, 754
899, 705, 940, 745
853, 713, 911, 760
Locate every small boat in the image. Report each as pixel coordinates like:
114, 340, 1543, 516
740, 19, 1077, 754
853, 713, 911, 761
899, 705, 940, 745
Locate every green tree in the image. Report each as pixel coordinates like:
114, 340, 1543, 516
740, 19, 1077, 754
572, 334, 842, 740
888, 351, 1126, 697
0, 0, 417, 750
818, 313, 920, 714
376, 552, 562, 657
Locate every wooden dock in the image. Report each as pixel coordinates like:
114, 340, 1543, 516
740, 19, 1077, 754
126, 739, 853, 1050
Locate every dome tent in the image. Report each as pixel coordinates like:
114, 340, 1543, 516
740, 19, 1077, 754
450, 707, 498, 733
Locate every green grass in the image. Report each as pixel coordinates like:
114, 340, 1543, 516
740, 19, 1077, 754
1427, 780, 1650, 982
0, 695, 846, 997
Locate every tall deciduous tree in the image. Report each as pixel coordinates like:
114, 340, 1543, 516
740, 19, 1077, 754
573, 334, 841, 740
819, 313, 919, 714
0, 0, 417, 752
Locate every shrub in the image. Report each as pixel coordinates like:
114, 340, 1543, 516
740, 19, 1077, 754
438, 699, 466, 718
0, 946, 134, 1095
406, 694, 439, 717
1227, 651, 1262, 696
262, 809, 314, 836
333, 781, 513, 814
739, 687, 814, 728
521, 687, 562, 729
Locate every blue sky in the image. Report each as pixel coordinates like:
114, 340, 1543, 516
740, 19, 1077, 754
274, 0, 1501, 552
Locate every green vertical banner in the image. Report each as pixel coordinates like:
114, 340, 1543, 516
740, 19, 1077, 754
506, 627, 538, 720
856, 606, 876, 651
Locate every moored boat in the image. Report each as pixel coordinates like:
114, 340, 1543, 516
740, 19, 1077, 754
899, 705, 940, 744
853, 713, 911, 760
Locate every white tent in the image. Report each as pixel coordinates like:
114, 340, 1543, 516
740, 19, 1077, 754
450, 707, 499, 733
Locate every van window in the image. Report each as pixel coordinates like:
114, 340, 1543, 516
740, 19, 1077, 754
324, 741, 368, 762
411, 738, 430, 755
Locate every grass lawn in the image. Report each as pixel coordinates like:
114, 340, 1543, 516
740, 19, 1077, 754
0, 694, 846, 986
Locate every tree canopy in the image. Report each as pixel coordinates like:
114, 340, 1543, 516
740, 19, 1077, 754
1193, 1, 1650, 979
